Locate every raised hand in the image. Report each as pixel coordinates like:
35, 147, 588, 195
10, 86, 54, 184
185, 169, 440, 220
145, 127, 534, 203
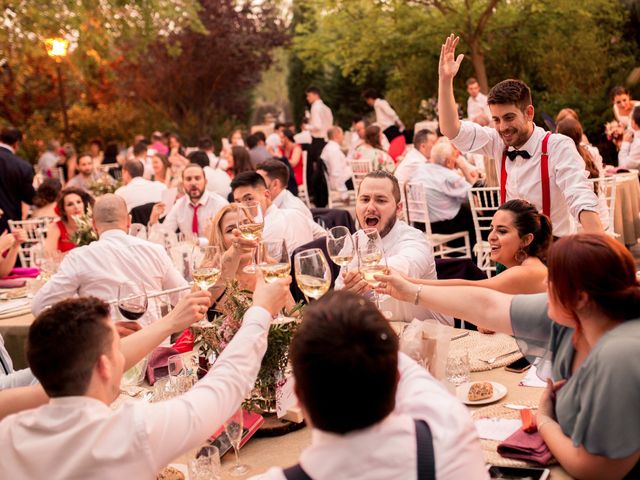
439, 34, 464, 80
373, 268, 417, 303
252, 269, 291, 317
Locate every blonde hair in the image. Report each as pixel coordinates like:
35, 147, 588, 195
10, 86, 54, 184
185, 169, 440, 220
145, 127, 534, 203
208, 204, 238, 251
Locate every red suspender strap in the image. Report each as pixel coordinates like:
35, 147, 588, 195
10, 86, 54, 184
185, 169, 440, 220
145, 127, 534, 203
500, 150, 508, 205
540, 132, 551, 217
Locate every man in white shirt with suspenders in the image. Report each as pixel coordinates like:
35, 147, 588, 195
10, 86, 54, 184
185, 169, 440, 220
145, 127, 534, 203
438, 35, 602, 237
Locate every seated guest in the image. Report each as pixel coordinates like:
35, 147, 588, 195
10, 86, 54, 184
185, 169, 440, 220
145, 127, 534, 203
378, 233, 640, 480
231, 172, 314, 252
619, 105, 640, 170
30, 178, 61, 219
130, 141, 152, 178
67, 152, 113, 191
151, 153, 170, 185
255, 291, 487, 480
418, 139, 476, 247
0, 331, 37, 390
44, 187, 95, 256
256, 160, 326, 238
0, 228, 26, 278
281, 129, 303, 185
320, 126, 353, 201
354, 125, 395, 172
247, 132, 272, 167
198, 136, 225, 170
150, 163, 228, 239
37, 140, 61, 176
400, 200, 551, 294
115, 160, 166, 211
33, 194, 188, 336
336, 170, 452, 324
0, 284, 293, 478
293, 118, 312, 146
231, 145, 255, 178
347, 117, 367, 158
394, 129, 437, 185
188, 150, 232, 199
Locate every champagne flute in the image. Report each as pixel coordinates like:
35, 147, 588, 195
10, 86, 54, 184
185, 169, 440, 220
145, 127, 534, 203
258, 240, 290, 321
294, 248, 331, 302
117, 282, 148, 322
236, 201, 264, 274
326, 226, 355, 272
225, 408, 250, 476
190, 245, 222, 325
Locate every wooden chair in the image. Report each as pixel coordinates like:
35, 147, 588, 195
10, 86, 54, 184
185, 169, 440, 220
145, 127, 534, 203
467, 186, 501, 277
589, 176, 618, 237
8, 218, 53, 267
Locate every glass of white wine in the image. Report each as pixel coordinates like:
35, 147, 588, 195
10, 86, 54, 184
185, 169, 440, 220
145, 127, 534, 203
236, 201, 264, 274
225, 408, 250, 477
326, 226, 354, 272
190, 245, 222, 325
294, 248, 331, 302
356, 229, 389, 312
258, 240, 290, 321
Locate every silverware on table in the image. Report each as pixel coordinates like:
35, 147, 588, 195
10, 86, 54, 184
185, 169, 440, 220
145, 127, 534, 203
451, 331, 470, 341
480, 349, 520, 365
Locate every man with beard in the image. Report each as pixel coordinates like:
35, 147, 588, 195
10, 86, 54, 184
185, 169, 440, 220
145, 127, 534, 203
335, 171, 452, 324
438, 34, 601, 237
156, 163, 228, 238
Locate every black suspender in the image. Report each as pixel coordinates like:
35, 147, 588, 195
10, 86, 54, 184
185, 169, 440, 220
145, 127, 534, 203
283, 419, 435, 480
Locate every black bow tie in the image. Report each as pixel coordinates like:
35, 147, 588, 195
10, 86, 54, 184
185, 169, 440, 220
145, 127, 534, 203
506, 149, 531, 161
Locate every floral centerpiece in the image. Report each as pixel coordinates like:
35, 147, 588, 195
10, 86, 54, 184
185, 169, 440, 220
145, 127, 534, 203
419, 97, 439, 121
88, 174, 121, 197
70, 206, 98, 246
191, 281, 303, 412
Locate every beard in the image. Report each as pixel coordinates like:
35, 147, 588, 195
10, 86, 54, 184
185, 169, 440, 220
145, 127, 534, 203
378, 214, 397, 239
188, 187, 204, 200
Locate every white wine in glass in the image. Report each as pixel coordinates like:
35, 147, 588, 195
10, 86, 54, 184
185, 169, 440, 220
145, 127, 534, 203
190, 246, 222, 325
326, 226, 355, 270
294, 248, 332, 301
225, 409, 249, 476
257, 240, 290, 284
237, 201, 264, 274
360, 263, 387, 288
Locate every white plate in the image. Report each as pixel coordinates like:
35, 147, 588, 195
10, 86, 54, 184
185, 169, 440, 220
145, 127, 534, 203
456, 381, 507, 406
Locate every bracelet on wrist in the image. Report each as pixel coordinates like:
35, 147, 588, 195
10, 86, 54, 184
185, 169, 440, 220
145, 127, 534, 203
413, 285, 423, 305
537, 418, 555, 432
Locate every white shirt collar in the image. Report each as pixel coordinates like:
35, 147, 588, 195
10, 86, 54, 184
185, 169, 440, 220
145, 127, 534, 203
48, 395, 111, 411
98, 229, 129, 240
0, 142, 15, 154
187, 190, 210, 208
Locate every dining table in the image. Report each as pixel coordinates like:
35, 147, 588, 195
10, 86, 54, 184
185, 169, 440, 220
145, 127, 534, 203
612, 170, 640, 246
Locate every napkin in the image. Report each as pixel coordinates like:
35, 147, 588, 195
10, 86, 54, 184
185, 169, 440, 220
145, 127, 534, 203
0, 278, 26, 288
3, 267, 40, 279
146, 346, 179, 385
497, 428, 554, 465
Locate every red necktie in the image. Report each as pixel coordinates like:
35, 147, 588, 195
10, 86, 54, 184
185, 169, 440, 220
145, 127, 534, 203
190, 203, 201, 235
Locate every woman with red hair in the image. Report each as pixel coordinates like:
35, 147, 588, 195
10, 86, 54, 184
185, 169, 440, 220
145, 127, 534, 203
377, 233, 640, 479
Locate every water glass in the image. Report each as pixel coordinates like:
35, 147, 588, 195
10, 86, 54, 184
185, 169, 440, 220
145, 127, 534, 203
188, 445, 221, 480
446, 351, 470, 386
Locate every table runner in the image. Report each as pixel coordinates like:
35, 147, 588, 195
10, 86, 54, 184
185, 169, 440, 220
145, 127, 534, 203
448, 331, 522, 372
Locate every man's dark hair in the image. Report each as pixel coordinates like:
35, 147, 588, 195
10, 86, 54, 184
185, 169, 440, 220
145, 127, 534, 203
198, 137, 213, 150
187, 150, 210, 169
632, 105, 640, 127
182, 162, 205, 179
282, 129, 295, 143
305, 86, 321, 95
133, 141, 148, 157
362, 88, 381, 100
359, 170, 401, 203
412, 129, 435, 149
27, 297, 113, 397
230, 171, 267, 192
488, 79, 532, 112
254, 131, 266, 143
33, 178, 62, 208
274, 123, 286, 131
256, 159, 289, 187
246, 134, 259, 150
466, 77, 479, 87
123, 159, 144, 178
0, 127, 23, 146
290, 291, 399, 434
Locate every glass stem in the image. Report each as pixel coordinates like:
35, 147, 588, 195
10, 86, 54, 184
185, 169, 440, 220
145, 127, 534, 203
234, 447, 240, 466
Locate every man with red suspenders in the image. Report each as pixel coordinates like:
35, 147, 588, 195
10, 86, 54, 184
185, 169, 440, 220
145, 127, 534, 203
437, 35, 602, 237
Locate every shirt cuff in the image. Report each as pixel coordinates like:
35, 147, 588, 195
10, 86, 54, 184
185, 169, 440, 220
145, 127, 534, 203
243, 305, 272, 331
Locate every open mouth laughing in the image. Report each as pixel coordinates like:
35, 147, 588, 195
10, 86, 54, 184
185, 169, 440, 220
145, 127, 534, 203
364, 215, 379, 228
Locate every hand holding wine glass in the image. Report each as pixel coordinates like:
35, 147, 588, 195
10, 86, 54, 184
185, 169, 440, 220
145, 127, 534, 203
237, 201, 264, 274
294, 248, 331, 301
225, 408, 250, 476
117, 282, 148, 321
190, 245, 222, 291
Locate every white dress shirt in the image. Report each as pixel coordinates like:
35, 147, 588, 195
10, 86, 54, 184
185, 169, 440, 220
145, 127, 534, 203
272, 190, 326, 239
263, 204, 314, 252
203, 166, 232, 199
321, 140, 353, 192
394, 147, 428, 186
467, 92, 491, 121
619, 132, 640, 169
309, 99, 334, 140
115, 177, 167, 211
0, 335, 37, 390
452, 121, 600, 236
414, 163, 472, 222
32, 229, 187, 317
252, 353, 487, 480
162, 190, 229, 237
335, 221, 452, 325
373, 98, 402, 131
0, 306, 272, 480
293, 130, 312, 145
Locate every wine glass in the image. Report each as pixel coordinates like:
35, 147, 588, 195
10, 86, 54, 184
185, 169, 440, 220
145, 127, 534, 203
258, 240, 290, 320
236, 201, 264, 274
356, 229, 389, 312
326, 226, 355, 272
294, 248, 331, 302
190, 245, 222, 325
168, 352, 199, 394
225, 408, 250, 476
188, 445, 221, 480
117, 282, 148, 322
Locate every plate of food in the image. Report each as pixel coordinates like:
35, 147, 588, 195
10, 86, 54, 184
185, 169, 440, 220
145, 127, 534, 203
457, 381, 507, 406
156, 464, 188, 480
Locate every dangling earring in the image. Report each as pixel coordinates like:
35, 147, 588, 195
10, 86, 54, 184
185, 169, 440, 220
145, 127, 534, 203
514, 248, 527, 264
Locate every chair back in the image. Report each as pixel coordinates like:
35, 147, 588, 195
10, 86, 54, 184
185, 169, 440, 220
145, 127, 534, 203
289, 238, 340, 304
348, 159, 373, 191
404, 182, 434, 236
130, 202, 156, 227
468, 186, 500, 275
589, 176, 616, 233
8, 218, 52, 267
